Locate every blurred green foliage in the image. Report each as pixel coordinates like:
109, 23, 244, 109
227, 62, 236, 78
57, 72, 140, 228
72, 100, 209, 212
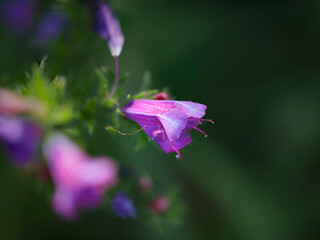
1, 0, 320, 240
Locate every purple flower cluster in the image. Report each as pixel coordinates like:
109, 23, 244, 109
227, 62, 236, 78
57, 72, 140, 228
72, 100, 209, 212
0, 0, 213, 223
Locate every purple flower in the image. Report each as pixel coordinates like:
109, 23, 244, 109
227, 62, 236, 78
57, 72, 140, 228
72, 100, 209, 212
111, 192, 136, 218
34, 11, 69, 46
1, 0, 37, 33
0, 115, 41, 166
44, 134, 118, 220
121, 99, 213, 158
93, 2, 124, 57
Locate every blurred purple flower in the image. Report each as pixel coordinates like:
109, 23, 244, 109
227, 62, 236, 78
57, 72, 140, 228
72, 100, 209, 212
93, 2, 124, 57
1, 0, 37, 33
111, 192, 136, 218
0, 115, 41, 166
121, 100, 213, 158
34, 11, 69, 46
44, 134, 118, 220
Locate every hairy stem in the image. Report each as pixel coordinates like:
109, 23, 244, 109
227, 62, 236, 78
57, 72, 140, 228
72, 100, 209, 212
109, 56, 119, 99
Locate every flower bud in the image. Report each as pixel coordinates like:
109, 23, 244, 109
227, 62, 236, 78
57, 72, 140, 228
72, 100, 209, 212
111, 192, 136, 218
139, 175, 152, 192
93, 2, 124, 57
148, 196, 169, 214
154, 92, 169, 100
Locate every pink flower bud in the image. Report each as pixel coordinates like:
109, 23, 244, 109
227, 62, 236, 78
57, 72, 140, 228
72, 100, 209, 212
154, 92, 169, 100
139, 175, 152, 192
148, 196, 169, 214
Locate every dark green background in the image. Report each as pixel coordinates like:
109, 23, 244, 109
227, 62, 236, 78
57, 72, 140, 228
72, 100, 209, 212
1, 0, 320, 239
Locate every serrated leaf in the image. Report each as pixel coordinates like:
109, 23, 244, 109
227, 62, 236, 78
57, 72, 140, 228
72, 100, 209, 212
51, 75, 66, 100
133, 89, 158, 99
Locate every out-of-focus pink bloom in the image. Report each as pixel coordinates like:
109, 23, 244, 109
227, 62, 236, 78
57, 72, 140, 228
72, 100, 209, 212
92, 2, 124, 57
44, 134, 118, 220
154, 92, 169, 100
0, 88, 46, 116
121, 99, 213, 158
1, 0, 37, 33
139, 175, 152, 192
149, 196, 169, 214
0, 115, 41, 166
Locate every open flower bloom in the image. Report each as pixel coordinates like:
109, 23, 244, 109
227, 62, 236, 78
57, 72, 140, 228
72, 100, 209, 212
0, 115, 41, 166
92, 2, 124, 57
121, 99, 213, 158
44, 134, 118, 220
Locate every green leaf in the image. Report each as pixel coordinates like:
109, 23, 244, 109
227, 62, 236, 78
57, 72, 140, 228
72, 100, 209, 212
82, 97, 97, 118
51, 103, 73, 125
51, 75, 66, 100
133, 89, 158, 99
103, 98, 116, 109
96, 67, 108, 99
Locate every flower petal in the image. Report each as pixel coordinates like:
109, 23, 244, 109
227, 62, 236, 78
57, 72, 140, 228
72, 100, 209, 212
158, 109, 188, 141
178, 101, 207, 119
52, 187, 77, 220
80, 157, 118, 189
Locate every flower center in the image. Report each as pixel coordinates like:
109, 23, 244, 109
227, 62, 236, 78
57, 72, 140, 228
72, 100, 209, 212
152, 129, 164, 141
